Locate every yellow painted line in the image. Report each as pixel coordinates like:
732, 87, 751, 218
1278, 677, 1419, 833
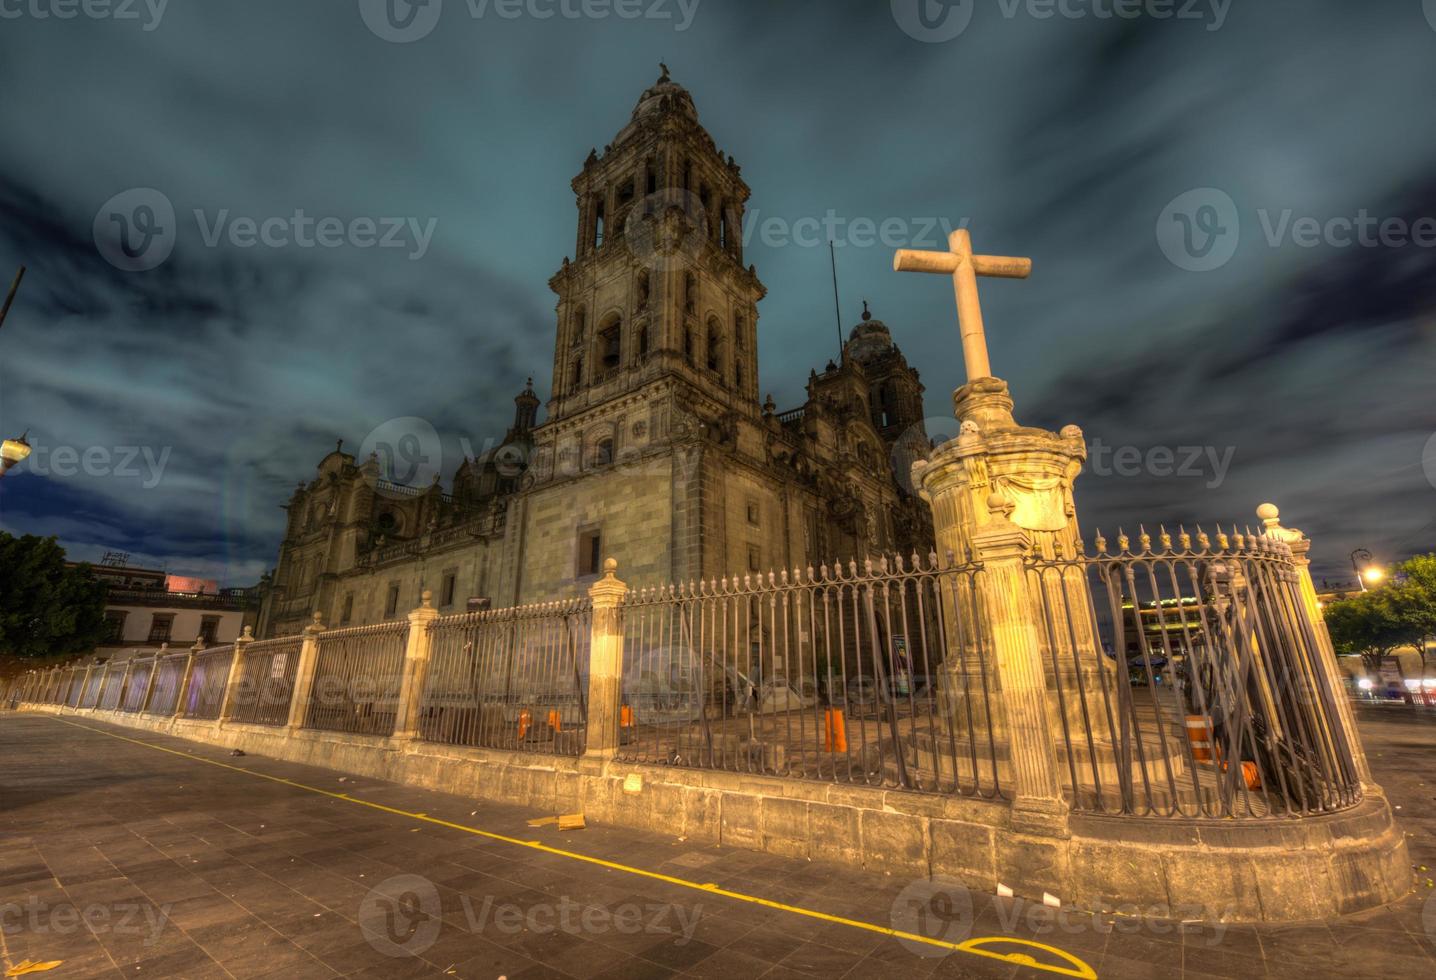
50, 717, 1096, 979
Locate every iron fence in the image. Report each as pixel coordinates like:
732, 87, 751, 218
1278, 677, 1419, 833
227, 637, 302, 726
1029, 527, 1360, 819
97, 666, 125, 711
182, 646, 235, 720
614, 554, 1002, 798
419, 599, 591, 756
120, 660, 154, 712
79, 667, 105, 709
303, 623, 407, 736
145, 653, 188, 716
64, 668, 86, 707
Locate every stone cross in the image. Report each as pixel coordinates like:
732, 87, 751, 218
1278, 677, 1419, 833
894, 229, 1032, 382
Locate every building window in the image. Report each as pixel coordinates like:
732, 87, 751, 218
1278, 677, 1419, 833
578, 527, 602, 578
341, 593, 354, 624
684, 272, 695, 314
384, 584, 400, 619
103, 611, 127, 644
594, 438, 614, 468
441, 572, 457, 609
746, 501, 760, 526
706, 317, 722, 373
598, 316, 622, 372
593, 198, 605, 249
147, 614, 174, 645
199, 616, 220, 646
637, 325, 648, 358
570, 356, 583, 388
748, 546, 761, 572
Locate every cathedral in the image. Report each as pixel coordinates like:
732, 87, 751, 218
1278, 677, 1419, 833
256, 69, 934, 638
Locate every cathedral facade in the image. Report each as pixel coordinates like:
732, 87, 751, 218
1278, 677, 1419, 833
257, 71, 934, 638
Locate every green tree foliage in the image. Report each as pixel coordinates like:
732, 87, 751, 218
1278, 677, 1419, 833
1325, 553, 1436, 672
0, 533, 109, 660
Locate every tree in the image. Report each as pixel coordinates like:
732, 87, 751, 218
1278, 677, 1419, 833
1324, 589, 1407, 673
0, 534, 109, 660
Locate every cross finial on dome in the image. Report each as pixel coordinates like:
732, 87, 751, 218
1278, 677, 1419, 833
861, 299, 871, 321
659, 62, 670, 82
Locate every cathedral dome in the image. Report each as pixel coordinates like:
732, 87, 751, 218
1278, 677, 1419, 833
845, 303, 894, 362
631, 64, 698, 124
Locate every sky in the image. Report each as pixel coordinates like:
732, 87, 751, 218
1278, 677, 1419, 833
0, 0, 1433, 588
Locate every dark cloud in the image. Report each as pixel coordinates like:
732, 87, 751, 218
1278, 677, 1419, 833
0, 1, 1433, 587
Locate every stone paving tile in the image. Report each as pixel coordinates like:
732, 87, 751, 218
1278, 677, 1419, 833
4, 710, 1436, 979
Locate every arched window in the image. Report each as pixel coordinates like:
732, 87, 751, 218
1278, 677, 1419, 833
706, 316, 722, 373
572, 307, 586, 345
637, 324, 649, 358
635, 272, 650, 311
593, 198, 606, 249
734, 313, 746, 350
598, 315, 622, 372
684, 328, 695, 365
594, 437, 614, 467
571, 356, 583, 388
683, 272, 696, 314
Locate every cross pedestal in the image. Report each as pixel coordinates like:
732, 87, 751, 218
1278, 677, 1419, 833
894, 228, 1119, 820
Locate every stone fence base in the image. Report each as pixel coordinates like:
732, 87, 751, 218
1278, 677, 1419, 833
21, 704, 1411, 924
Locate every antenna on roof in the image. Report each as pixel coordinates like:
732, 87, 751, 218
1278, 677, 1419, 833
829, 241, 844, 363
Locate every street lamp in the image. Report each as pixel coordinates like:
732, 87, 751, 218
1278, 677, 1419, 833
1350, 548, 1381, 592
0, 266, 29, 479
0, 430, 30, 477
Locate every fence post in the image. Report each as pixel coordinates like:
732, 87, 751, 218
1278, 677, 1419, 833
216, 628, 254, 726
392, 591, 440, 741
173, 642, 201, 719
287, 612, 326, 734
139, 646, 165, 713
971, 494, 1069, 836
1258, 503, 1377, 791
584, 559, 629, 760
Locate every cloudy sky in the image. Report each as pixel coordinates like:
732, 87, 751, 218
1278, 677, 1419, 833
0, 0, 1433, 587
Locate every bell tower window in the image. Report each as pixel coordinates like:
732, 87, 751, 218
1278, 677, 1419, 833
706, 316, 722, 374
598, 316, 622, 373
570, 356, 583, 389
593, 198, 605, 249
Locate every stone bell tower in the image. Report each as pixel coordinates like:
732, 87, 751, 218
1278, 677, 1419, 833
546, 65, 766, 423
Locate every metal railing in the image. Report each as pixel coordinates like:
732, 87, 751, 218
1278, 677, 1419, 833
1029, 528, 1360, 819
181, 646, 235, 720
79, 667, 104, 708
145, 653, 188, 716
615, 554, 1002, 798
97, 666, 125, 711
419, 599, 591, 756
227, 637, 302, 725
304, 623, 407, 736
120, 660, 154, 712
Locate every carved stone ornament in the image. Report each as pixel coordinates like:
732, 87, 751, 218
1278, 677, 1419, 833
993, 475, 1069, 532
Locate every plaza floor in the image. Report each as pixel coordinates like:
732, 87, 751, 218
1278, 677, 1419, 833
0, 707, 1432, 979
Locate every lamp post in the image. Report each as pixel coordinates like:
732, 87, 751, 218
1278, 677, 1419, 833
1350, 548, 1382, 592
0, 266, 29, 480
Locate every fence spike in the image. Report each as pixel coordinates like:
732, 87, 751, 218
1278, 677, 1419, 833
1117, 527, 1130, 553
1178, 525, 1192, 551
1138, 525, 1152, 553
1216, 528, 1229, 551
1159, 524, 1172, 551
1093, 528, 1107, 554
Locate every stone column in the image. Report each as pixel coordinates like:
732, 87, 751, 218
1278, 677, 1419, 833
1257, 504, 1378, 792
912, 377, 1108, 748
287, 612, 326, 734
584, 559, 629, 760
217, 627, 254, 726
392, 591, 441, 741
971, 495, 1069, 835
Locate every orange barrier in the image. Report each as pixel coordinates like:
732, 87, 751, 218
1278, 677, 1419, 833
824, 708, 847, 752
1185, 715, 1216, 762
518, 708, 532, 739
547, 709, 562, 732
620, 704, 634, 727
